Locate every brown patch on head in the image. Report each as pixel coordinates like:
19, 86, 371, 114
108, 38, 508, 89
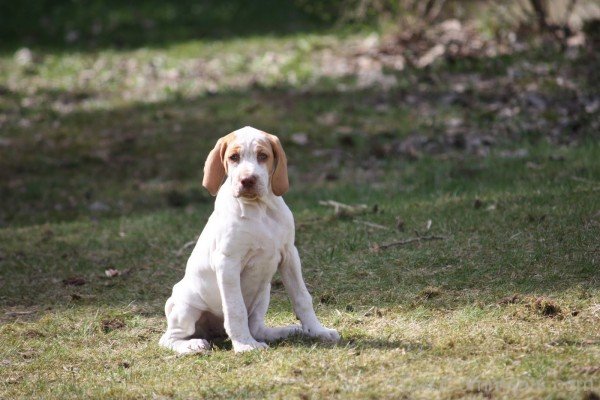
265, 133, 289, 196
255, 140, 275, 172
203, 129, 289, 197
223, 144, 242, 170
202, 132, 236, 196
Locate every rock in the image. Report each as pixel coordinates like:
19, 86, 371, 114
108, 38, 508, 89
290, 132, 309, 146
89, 201, 110, 212
14, 48, 34, 66
416, 44, 445, 68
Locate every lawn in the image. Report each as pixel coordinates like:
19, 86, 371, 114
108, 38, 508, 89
1, 3, 599, 398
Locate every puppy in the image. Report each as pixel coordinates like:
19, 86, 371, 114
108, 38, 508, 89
159, 126, 340, 353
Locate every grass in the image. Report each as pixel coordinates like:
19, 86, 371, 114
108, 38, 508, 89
1, 6, 600, 398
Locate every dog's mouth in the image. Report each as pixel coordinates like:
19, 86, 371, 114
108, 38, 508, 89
234, 187, 261, 200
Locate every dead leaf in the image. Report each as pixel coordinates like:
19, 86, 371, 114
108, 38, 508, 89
395, 217, 405, 231
104, 268, 120, 277
62, 276, 86, 286
498, 294, 520, 305
419, 286, 442, 299
70, 293, 82, 301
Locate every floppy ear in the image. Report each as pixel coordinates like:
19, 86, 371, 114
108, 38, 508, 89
267, 134, 289, 196
202, 137, 228, 196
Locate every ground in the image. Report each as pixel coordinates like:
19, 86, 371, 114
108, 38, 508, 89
0, 4, 599, 399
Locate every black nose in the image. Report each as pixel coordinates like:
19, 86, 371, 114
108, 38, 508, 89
241, 176, 256, 189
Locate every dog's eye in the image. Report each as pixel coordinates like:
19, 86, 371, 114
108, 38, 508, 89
257, 153, 268, 162
229, 153, 240, 162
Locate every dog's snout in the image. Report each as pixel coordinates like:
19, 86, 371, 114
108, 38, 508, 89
240, 176, 257, 189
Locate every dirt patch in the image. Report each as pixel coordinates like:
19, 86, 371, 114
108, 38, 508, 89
23, 330, 45, 339
62, 276, 86, 286
100, 318, 126, 333
419, 286, 442, 299
528, 296, 562, 318
498, 294, 521, 305
582, 391, 600, 400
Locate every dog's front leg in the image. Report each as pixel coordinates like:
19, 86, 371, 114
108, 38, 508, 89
280, 246, 341, 343
215, 256, 269, 353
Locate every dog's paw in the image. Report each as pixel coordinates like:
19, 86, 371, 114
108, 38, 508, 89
173, 338, 211, 354
233, 339, 269, 353
304, 326, 341, 343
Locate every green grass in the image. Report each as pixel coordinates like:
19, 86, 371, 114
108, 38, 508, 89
1, 11, 599, 398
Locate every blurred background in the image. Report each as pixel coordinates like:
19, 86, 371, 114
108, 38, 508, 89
1, 4, 600, 397
0, 0, 598, 225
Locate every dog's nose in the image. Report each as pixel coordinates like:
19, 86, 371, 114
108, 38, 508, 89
240, 176, 257, 189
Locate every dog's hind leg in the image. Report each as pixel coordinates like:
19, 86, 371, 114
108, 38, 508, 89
159, 298, 210, 354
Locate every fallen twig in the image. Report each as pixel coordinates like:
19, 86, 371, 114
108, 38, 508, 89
571, 176, 597, 184
373, 235, 447, 251
319, 200, 370, 218
5, 310, 36, 317
354, 219, 390, 230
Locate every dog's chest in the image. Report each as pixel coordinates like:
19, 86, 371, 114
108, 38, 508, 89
237, 208, 289, 275
241, 249, 279, 284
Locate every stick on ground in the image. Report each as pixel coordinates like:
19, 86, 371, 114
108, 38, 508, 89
374, 235, 446, 250
318, 200, 370, 218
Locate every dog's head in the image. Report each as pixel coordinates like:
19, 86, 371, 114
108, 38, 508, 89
202, 126, 289, 199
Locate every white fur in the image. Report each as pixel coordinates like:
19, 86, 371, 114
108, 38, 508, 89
159, 126, 340, 354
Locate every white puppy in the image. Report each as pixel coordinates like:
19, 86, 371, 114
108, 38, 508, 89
159, 126, 340, 353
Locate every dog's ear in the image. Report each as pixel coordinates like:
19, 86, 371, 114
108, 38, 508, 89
202, 136, 229, 196
267, 133, 289, 196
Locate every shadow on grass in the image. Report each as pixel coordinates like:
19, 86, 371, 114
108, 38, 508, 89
3, 59, 596, 228
210, 334, 430, 352
0, 0, 332, 53
0, 50, 598, 322
0, 83, 410, 226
